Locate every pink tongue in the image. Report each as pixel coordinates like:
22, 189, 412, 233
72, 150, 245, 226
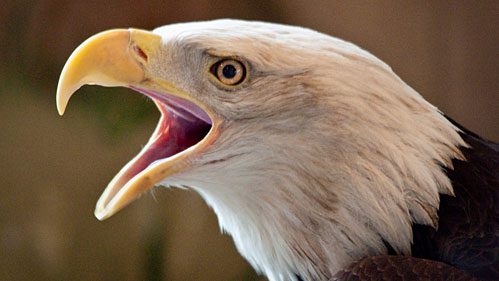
112, 111, 211, 190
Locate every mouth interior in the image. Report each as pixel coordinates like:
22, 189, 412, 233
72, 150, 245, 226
105, 87, 212, 205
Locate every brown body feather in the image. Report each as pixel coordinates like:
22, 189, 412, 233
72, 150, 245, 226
332, 256, 478, 281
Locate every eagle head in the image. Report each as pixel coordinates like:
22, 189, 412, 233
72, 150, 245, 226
57, 19, 465, 281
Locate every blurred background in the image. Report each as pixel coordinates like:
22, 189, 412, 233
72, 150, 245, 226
0, 1, 497, 280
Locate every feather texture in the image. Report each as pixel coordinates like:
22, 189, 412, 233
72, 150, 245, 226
411, 119, 499, 280
331, 256, 478, 281
140, 20, 495, 280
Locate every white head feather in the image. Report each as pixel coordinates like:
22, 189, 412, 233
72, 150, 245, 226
149, 20, 466, 281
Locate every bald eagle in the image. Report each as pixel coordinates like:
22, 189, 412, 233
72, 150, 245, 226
56, 20, 497, 281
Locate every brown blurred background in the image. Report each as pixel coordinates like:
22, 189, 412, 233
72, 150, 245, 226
0, 1, 497, 281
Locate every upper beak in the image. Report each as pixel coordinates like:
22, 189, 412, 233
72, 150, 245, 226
57, 28, 160, 115
56, 29, 209, 220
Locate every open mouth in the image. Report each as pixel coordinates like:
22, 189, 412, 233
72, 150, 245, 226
55, 28, 221, 219
99, 87, 213, 208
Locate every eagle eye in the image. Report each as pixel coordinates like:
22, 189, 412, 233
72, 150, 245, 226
211, 59, 246, 86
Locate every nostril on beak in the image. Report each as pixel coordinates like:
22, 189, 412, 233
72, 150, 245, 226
132, 44, 148, 62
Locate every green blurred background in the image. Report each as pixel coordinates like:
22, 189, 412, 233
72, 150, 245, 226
0, 1, 497, 281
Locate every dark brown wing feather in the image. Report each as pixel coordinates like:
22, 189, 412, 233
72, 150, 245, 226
331, 256, 479, 281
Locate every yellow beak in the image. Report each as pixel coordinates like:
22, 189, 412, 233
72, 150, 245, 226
57, 29, 216, 221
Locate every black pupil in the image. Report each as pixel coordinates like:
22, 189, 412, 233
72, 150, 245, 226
222, 64, 237, 79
